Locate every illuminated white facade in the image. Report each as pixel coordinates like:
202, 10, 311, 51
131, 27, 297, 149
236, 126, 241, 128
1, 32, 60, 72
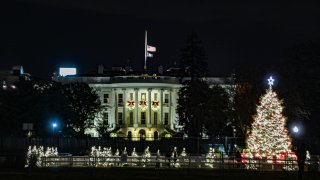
59, 68, 77, 77
54, 74, 233, 140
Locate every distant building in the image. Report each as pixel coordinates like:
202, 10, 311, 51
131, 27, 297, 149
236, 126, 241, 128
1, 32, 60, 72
0, 65, 30, 90
53, 65, 234, 140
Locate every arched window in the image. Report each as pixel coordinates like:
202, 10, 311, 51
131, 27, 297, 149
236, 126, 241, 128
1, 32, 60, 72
154, 131, 159, 140
127, 131, 132, 140
139, 129, 146, 140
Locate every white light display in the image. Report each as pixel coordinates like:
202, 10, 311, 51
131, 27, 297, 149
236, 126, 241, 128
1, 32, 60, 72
59, 68, 77, 77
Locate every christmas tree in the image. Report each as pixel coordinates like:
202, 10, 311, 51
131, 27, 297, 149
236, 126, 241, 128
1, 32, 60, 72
130, 147, 139, 166
246, 77, 294, 157
142, 146, 151, 167
205, 147, 216, 168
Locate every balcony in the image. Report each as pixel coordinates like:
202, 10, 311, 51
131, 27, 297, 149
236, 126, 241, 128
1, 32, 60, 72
116, 124, 168, 129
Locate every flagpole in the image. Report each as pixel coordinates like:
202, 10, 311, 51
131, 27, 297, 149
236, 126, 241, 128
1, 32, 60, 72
144, 30, 147, 70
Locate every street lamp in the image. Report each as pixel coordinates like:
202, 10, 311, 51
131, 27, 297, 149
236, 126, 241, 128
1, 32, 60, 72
291, 124, 302, 151
293, 126, 299, 133
52, 123, 57, 137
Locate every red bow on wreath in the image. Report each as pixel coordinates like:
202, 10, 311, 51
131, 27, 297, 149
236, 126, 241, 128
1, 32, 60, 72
139, 101, 147, 106
127, 101, 134, 107
152, 101, 159, 107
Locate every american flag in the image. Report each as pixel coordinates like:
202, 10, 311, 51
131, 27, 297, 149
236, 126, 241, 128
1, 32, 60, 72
147, 45, 156, 52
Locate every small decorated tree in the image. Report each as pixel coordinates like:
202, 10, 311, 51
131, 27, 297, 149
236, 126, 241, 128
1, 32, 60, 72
205, 147, 216, 168
130, 147, 139, 166
142, 146, 151, 167
171, 147, 178, 167
178, 147, 188, 167
114, 149, 120, 156
131, 147, 138, 157
26, 146, 58, 167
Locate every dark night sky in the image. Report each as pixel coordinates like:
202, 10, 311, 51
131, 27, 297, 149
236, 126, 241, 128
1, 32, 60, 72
1, 0, 320, 77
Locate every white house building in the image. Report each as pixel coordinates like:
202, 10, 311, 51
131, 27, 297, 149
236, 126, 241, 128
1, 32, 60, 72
53, 67, 234, 140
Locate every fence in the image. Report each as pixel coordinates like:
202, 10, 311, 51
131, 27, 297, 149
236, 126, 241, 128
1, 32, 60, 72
0, 136, 242, 155
40, 156, 223, 168
39, 155, 320, 171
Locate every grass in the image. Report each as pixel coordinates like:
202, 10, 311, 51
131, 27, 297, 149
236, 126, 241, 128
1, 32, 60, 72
0, 167, 319, 180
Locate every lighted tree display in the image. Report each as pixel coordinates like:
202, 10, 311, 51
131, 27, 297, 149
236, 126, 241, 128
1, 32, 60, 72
246, 77, 294, 156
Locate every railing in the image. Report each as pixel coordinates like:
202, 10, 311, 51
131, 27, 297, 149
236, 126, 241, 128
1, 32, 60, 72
117, 124, 167, 129
40, 156, 319, 171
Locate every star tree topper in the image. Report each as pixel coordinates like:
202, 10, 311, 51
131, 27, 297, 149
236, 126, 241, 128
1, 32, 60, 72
268, 76, 274, 89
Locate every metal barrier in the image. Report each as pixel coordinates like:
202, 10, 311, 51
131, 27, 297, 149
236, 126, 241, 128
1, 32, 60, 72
40, 156, 320, 171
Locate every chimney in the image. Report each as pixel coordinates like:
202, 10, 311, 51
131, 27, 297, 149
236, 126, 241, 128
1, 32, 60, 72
158, 66, 163, 75
98, 64, 104, 75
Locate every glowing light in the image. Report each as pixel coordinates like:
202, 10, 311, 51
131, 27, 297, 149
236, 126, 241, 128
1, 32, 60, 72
268, 76, 274, 88
293, 126, 299, 133
2, 81, 7, 90
52, 123, 57, 128
59, 68, 77, 77
164, 133, 172, 138
110, 132, 117, 138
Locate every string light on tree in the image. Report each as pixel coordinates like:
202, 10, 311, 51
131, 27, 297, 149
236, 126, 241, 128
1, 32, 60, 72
245, 76, 295, 159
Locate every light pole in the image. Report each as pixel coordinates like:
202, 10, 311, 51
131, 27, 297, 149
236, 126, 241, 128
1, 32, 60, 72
52, 123, 57, 137
293, 126, 299, 134
291, 124, 302, 151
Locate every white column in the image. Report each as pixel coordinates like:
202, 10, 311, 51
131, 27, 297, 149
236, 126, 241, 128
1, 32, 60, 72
122, 88, 126, 126
134, 88, 139, 128
114, 89, 118, 126
147, 88, 152, 128
169, 89, 172, 129
110, 89, 116, 129
160, 89, 164, 125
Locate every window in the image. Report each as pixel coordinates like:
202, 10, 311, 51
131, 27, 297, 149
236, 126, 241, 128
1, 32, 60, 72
118, 94, 123, 105
164, 94, 169, 104
154, 93, 158, 101
128, 131, 132, 140
118, 112, 123, 125
141, 112, 146, 125
164, 113, 169, 125
141, 93, 146, 101
154, 112, 158, 125
154, 131, 159, 140
103, 112, 108, 122
129, 112, 134, 125
130, 93, 133, 100
103, 94, 109, 103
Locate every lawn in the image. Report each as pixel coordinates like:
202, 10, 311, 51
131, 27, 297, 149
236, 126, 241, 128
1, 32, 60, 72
0, 167, 319, 180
